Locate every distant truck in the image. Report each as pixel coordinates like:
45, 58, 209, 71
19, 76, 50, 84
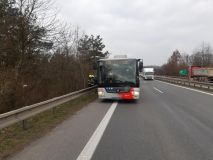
188, 66, 213, 82
143, 68, 154, 80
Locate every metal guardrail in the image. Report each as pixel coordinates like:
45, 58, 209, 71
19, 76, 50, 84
0, 86, 96, 130
155, 76, 213, 91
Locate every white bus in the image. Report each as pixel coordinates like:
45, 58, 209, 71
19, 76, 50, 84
97, 57, 143, 100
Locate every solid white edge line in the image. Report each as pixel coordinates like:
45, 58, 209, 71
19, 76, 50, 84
156, 80, 213, 96
153, 87, 164, 93
76, 102, 118, 160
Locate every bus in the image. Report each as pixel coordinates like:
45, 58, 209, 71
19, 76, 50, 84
97, 56, 143, 100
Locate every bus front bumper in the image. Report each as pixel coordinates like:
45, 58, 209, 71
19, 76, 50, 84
98, 88, 140, 100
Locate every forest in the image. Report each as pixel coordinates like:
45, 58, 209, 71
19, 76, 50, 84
0, 0, 108, 113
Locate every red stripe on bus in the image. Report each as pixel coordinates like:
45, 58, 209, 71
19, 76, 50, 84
118, 88, 134, 100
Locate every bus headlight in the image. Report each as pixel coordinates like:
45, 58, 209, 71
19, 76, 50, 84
98, 91, 104, 96
133, 91, 140, 96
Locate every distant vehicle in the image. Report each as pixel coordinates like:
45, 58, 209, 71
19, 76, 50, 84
143, 68, 154, 80
97, 55, 143, 100
188, 66, 213, 82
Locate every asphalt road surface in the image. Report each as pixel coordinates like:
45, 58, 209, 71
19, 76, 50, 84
8, 80, 213, 160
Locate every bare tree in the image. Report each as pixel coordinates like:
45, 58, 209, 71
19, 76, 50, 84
191, 42, 213, 67
0, 0, 108, 113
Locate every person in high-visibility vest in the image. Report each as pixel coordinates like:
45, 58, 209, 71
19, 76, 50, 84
88, 74, 95, 87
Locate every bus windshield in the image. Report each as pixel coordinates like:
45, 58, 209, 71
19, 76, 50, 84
98, 59, 137, 86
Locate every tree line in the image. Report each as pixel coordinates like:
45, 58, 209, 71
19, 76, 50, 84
157, 43, 213, 76
0, 0, 108, 113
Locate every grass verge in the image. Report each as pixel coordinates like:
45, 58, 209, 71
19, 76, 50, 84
0, 91, 97, 160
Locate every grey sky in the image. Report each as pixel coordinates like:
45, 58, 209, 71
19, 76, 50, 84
56, 0, 213, 65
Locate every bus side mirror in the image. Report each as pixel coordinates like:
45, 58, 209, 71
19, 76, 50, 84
99, 64, 102, 71
139, 61, 143, 72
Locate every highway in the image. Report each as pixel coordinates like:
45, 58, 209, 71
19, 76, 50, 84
8, 80, 213, 160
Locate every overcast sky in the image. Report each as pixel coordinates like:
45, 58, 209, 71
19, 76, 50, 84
56, 0, 213, 65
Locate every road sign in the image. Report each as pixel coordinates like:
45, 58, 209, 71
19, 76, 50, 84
179, 69, 188, 76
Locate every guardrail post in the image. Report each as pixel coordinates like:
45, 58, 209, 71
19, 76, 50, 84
22, 120, 27, 130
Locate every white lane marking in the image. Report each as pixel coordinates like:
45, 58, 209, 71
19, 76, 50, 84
76, 102, 118, 160
153, 87, 164, 93
156, 80, 213, 96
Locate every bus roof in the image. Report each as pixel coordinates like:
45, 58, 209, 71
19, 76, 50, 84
98, 58, 138, 61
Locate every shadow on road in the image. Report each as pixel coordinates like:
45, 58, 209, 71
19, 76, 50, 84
99, 99, 137, 104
